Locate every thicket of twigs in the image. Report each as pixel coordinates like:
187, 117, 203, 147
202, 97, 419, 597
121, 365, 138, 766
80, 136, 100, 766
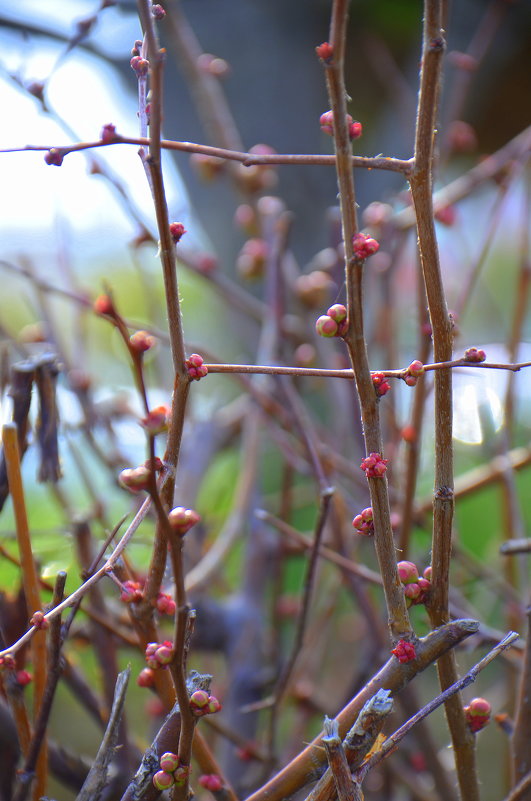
0, 2, 530, 801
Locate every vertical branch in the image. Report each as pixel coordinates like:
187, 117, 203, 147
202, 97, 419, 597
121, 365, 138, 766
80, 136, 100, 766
2, 424, 48, 801
324, 0, 412, 642
410, 3, 479, 799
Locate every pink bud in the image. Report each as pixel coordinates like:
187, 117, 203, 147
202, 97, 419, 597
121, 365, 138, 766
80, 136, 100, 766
404, 583, 421, 601
151, 3, 166, 19
130, 56, 149, 76
100, 123, 117, 143
315, 42, 334, 62
207, 695, 222, 714
160, 752, 180, 772
463, 347, 486, 363
30, 611, 49, 630
16, 670, 33, 687
360, 453, 388, 478
352, 232, 380, 259
93, 293, 115, 316
423, 566, 432, 581
190, 689, 210, 711
169, 222, 186, 243
168, 506, 201, 536
140, 405, 171, 435
404, 374, 418, 387
156, 592, 176, 615
407, 360, 425, 377
44, 148, 64, 167
153, 770, 175, 790
119, 466, 151, 493
199, 774, 223, 791
315, 315, 338, 338
349, 120, 363, 140
137, 668, 156, 687
397, 560, 419, 584
391, 640, 416, 664
120, 580, 143, 603
130, 330, 156, 353
326, 304, 347, 323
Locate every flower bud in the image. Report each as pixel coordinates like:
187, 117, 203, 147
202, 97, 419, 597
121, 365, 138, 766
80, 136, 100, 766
315, 315, 338, 338
120, 580, 143, 603
119, 466, 151, 493
360, 453, 388, 478
30, 611, 49, 630
169, 222, 186, 243
407, 360, 425, 377
137, 667, 156, 688
199, 774, 223, 791
315, 42, 334, 62
130, 330, 156, 353
463, 347, 486, 363
391, 639, 416, 663
100, 123, 117, 143
160, 752, 180, 772
189, 689, 210, 711
168, 506, 201, 535
44, 148, 64, 167
156, 592, 176, 615
16, 670, 33, 687
352, 232, 379, 259
153, 770, 175, 790
326, 304, 347, 323
397, 560, 419, 584
140, 405, 171, 435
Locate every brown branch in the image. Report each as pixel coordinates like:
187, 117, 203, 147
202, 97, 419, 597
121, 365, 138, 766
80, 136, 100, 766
1, 137, 413, 174
357, 631, 520, 781
242, 619, 479, 801
324, 0, 411, 643
321, 717, 360, 801
2, 423, 48, 800
410, 3, 478, 798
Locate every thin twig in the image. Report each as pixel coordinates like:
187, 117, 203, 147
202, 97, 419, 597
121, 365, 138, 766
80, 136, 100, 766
357, 631, 520, 781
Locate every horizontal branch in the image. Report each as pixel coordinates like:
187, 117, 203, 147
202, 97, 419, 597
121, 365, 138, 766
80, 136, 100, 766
1, 136, 413, 174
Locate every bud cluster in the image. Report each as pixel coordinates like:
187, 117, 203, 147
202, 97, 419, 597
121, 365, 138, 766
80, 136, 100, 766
464, 697, 491, 733
186, 353, 208, 380
397, 561, 431, 606
130, 55, 149, 76
352, 506, 374, 536
319, 110, 362, 140
315, 304, 347, 338
145, 640, 174, 669
360, 452, 388, 478
236, 238, 268, 279
156, 591, 176, 615
463, 346, 486, 363
352, 232, 380, 259
403, 360, 425, 387
120, 580, 143, 604
315, 42, 334, 62
391, 639, 417, 664
189, 689, 222, 716
153, 753, 191, 791
372, 372, 391, 397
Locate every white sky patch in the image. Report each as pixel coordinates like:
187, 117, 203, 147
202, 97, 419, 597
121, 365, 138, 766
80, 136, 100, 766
0, 27, 202, 274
